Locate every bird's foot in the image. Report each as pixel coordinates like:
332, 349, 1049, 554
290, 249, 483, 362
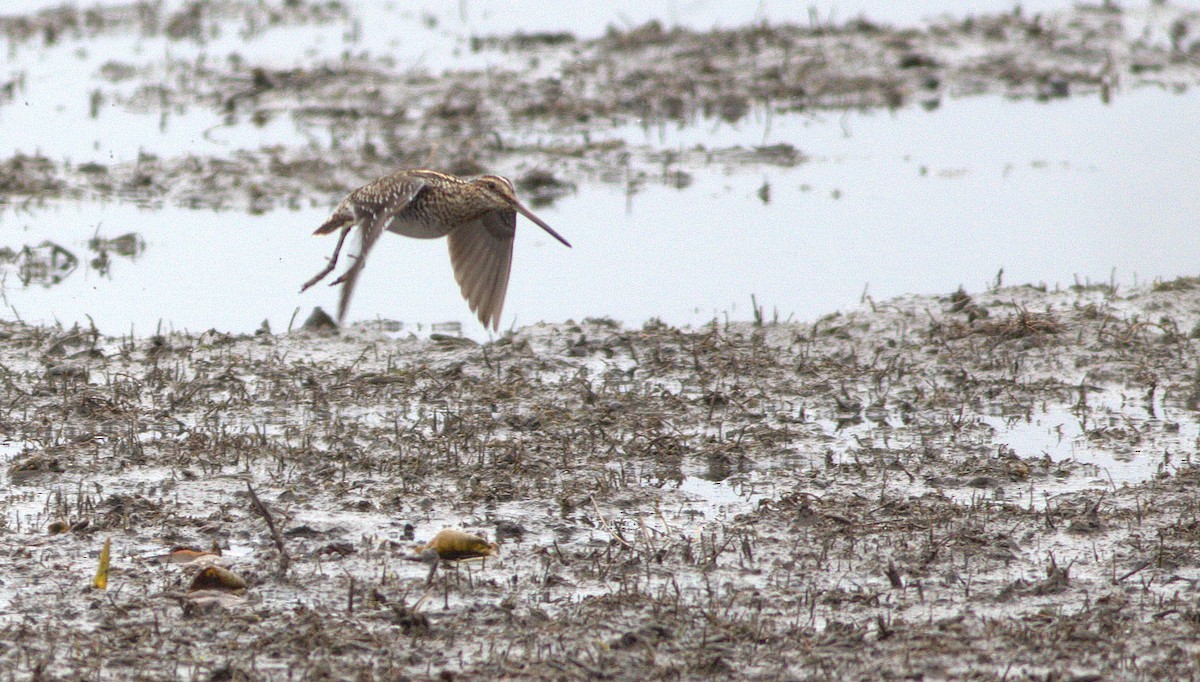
330, 255, 363, 286
300, 265, 335, 293
300, 223, 354, 293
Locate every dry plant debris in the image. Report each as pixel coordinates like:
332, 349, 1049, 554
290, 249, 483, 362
0, 3, 1198, 211
0, 282, 1199, 678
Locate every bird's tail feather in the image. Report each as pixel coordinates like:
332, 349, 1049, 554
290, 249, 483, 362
314, 204, 353, 235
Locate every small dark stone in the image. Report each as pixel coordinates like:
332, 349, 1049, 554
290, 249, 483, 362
301, 307, 338, 332
494, 519, 526, 542
898, 52, 939, 69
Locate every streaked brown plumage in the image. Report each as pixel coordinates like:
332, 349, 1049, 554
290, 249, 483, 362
301, 169, 571, 330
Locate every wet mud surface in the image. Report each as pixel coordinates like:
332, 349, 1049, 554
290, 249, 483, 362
5, 281, 1200, 680
1, 1, 1199, 212
4, 2, 1200, 680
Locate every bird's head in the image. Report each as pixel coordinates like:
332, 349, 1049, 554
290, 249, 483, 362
472, 174, 572, 248
473, 174, 521, 208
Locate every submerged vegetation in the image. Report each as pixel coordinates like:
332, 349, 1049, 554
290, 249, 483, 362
3, 281, 1200, 678
1, 1, 1200, 679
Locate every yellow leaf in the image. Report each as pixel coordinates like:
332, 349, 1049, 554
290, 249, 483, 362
188, 566, 247, 593
418, 529, 498, 561
93, 537, 111, 590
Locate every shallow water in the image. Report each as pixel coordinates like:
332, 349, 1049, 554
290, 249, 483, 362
3, 86, 1198, 338
4, 1, 1110, 35
5, 6, 1200, 677
4, 1, 1197, 335
985, 387, 1200, 488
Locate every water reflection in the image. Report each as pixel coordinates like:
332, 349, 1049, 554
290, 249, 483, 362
0, 86, 1198, 337
0, 232, 144, 287
983, 386, 1200, 487
87, 232, 145, 277
0, 241, 77, 286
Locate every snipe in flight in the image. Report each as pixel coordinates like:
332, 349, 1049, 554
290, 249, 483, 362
301, 169, 571, 330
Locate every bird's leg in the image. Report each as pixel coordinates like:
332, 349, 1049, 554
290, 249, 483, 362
329, 255, 362, 287
330, 243, 369, 286
300, 223, 354, 293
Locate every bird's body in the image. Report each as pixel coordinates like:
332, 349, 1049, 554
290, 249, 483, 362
301, 169, 571, 330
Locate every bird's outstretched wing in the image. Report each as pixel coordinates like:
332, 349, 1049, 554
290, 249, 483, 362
331, 174, 427, 324
447, 208, 516, 331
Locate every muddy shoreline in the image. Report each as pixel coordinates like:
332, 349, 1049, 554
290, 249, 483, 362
3, 2, 1200, 680
3, 280, 1200, 679
2, 2, 1198, 213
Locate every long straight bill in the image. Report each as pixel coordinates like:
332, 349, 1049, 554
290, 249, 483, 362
513, 201, 572, 248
